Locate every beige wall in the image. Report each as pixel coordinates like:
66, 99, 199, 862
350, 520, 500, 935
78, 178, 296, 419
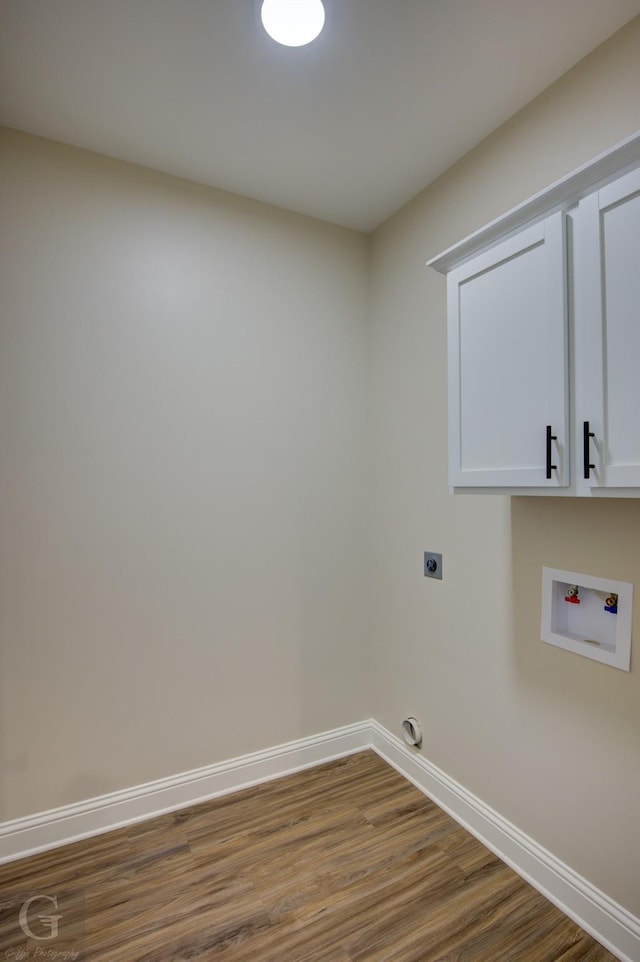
0, 129, 369, 820
368, 17, 640, 916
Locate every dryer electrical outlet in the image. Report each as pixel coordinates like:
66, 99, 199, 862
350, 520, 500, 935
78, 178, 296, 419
424, 552, 443, 580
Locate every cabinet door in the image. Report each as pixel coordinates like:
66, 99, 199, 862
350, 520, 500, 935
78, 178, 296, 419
578, 168, 640, 489
447, 212, 569, 488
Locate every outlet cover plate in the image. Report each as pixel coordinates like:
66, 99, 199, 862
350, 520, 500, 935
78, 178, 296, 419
424, 552, 442, 580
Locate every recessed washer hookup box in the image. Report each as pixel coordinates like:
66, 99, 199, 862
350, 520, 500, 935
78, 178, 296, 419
541, 567, 632, 671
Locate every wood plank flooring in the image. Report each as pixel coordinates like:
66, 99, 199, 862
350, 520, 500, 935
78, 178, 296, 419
0, 751, 618, 961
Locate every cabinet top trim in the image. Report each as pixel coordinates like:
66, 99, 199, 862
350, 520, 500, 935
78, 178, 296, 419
427, 129, 640, 275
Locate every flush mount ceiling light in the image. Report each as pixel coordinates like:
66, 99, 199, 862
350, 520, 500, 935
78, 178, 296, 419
261, 0, 325, 47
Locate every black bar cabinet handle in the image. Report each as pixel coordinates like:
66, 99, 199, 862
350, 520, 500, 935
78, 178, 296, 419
583, 421, 595, 479
546, 425, 557, 479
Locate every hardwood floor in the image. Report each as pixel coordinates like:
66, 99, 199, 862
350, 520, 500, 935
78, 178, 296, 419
0, 751, 617, 961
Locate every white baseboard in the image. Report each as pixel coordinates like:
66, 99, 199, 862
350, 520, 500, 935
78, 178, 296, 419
1, 718, 638, 962
0, 720, 371, 865
369, 720, 640, 962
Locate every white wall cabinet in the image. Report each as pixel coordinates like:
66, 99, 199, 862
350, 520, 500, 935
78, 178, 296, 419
447, 213, 568, 488
429, 132, 640, 496
576, 167, 640, 491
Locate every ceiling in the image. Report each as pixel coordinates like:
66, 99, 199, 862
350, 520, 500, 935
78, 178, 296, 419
1, 1, 639, 232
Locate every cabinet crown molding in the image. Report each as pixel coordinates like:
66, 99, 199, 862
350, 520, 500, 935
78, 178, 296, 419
427, 130, 640, 275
